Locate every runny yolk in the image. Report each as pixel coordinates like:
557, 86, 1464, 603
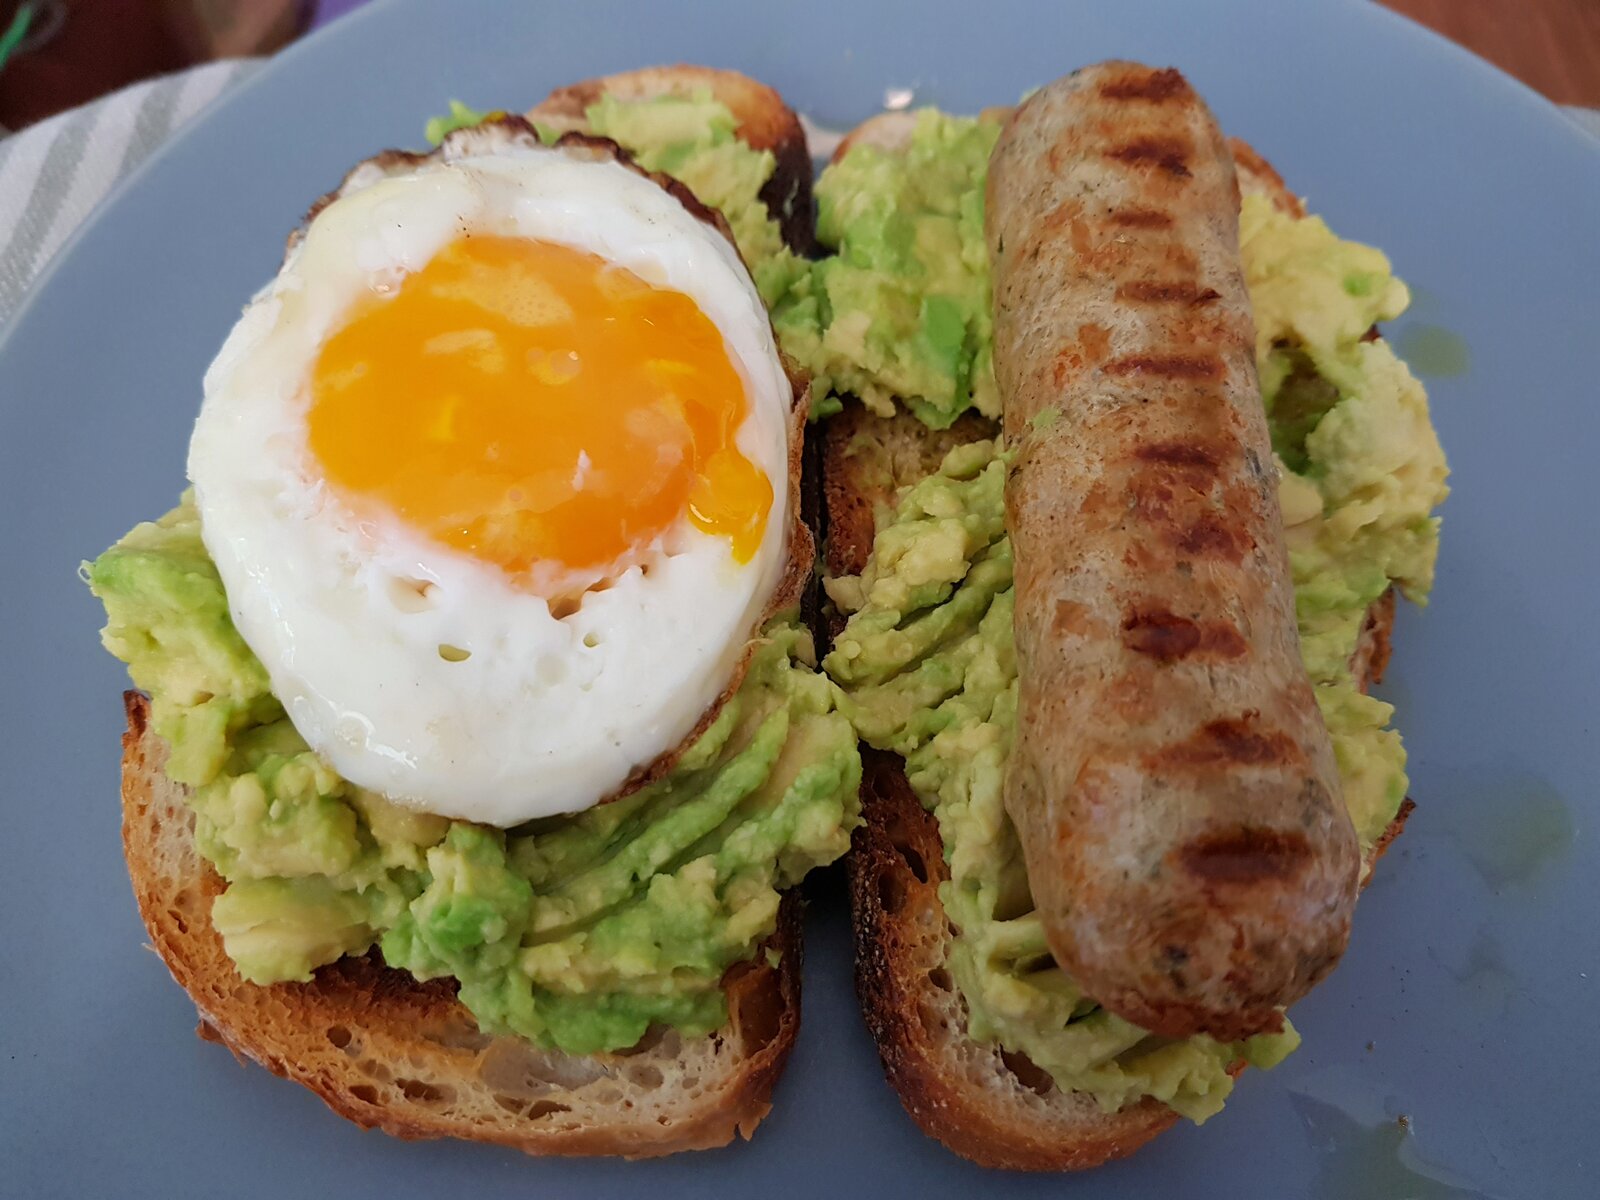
307, 235, 773, 581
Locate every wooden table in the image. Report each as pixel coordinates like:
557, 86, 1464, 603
1380, 0, 1600, 107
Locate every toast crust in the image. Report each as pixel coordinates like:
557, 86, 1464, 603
848, 749, 1189, 1170
121, 692, 804, 1158
1228, 137, 1308, 218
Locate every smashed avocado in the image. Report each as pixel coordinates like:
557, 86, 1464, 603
823, 183, 1447, 1121
424, 100, 503, 145
88, 495, 860, 1055
826, 444, 1297, 1122
790, 111, 1002, 428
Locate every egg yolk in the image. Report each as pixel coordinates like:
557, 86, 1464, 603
307, 236, 773, 581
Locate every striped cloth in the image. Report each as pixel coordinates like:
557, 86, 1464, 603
0, 58, 259, 326
0, 57, 1596, 331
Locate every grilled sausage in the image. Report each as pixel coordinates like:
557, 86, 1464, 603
985, 62, 1359, 1042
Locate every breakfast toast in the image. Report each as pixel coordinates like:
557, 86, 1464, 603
819, 118, 1411, 1169
121, 692, 801, 1157
115, 64, 822, 1160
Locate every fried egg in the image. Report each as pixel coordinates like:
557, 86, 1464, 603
188, 123, 798, 826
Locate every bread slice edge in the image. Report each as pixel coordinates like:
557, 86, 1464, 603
121, 692, 805, 1158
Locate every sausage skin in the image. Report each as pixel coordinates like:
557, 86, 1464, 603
985, 62, 1359, 1042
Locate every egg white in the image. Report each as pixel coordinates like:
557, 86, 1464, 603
188, 127, 793, 826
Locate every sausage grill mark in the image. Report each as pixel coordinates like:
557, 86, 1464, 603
1121, 608, 1249, 662
1135, 440, 1221, 469
1116, 281, 1222, 306
1179, 827, 1315, 885
1103, 353, 1224, 380
1122, 609, 1201, 660
1129, 476, 1176, 524
1105, 137, 1193, 178
1096, 67, 1188, 103
1173, 513, 1244, 561
1109, 207, 1174, 228
1154, 716, 1302, 769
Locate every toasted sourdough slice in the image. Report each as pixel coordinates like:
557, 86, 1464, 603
122, 694, 801, 1158
821, 125, 1411, 1170
116, 67, 824, 1160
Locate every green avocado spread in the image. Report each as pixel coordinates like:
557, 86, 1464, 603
424, 100, 505, 145
792, 111, 1003, 428
88, 498, 860, 1054
821, 136, 1448, 1122
86, 93, 864, 1057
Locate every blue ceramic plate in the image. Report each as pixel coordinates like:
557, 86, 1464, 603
2, 1, 1596, 1195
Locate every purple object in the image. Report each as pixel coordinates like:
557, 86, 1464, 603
313, 0, 372, 28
